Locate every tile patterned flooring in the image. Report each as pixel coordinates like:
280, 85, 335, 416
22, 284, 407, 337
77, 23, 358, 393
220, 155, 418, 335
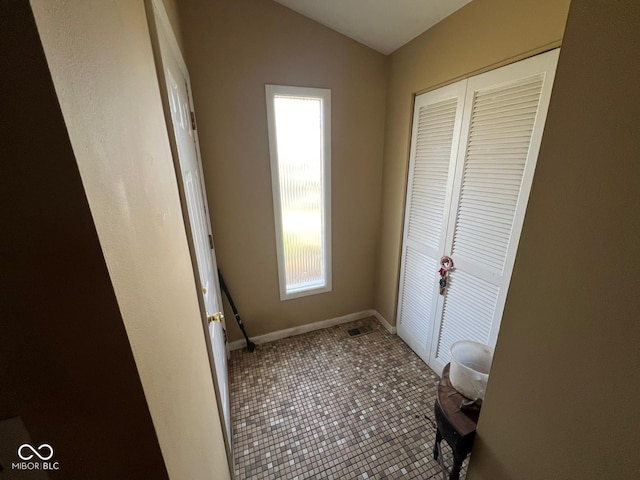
229, 317, 468, 479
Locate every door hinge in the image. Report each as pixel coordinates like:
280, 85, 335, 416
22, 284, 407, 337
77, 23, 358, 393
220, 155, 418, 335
190, 110, 197, 131
207, 311, 224, 323
208, 234, 213, 250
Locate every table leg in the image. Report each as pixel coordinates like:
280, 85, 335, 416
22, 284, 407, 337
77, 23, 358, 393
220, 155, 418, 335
449, 449, 466, 480
433, 429, 442, 460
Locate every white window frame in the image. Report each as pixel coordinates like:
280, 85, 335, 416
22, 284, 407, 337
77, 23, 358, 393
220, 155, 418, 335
265, 84, 332, 301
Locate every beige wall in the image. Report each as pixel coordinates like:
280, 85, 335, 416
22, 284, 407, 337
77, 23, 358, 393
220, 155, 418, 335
30, 1, 229, 478
374, 0, 571, 323
179, 0, 388, 341
467, 0, 640, 477
0, 4, 168, 477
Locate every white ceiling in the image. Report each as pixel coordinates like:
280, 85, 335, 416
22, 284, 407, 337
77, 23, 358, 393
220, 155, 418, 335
271, 0, 472, 55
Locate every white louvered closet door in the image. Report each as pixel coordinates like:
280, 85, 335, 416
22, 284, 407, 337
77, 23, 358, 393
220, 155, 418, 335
396, 80, 466, 363
428, 50, 559, 374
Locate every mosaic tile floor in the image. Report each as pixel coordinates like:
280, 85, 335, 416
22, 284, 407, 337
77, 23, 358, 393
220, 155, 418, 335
229, 317, 469, 479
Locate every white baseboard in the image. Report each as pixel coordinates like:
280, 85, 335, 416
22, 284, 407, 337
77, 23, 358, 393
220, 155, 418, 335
371, 309, 397, 334
228, 309, 396, 351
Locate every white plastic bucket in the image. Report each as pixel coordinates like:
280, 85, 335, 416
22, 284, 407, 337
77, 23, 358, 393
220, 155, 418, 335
449, 340, 494, 401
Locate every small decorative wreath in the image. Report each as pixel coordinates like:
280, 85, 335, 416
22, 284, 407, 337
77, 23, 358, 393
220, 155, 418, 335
439, 255, 454, 271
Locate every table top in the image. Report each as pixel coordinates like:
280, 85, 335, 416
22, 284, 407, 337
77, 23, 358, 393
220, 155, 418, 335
437, 363, 481, 437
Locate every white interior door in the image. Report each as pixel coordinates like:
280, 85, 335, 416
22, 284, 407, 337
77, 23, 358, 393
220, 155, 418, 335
398, 50, 559, 376
428, 50, 559, 374
396, 80, 466, 361
149, 1, 232, 451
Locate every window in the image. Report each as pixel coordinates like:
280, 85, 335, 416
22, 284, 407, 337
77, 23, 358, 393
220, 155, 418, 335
265, 85, 331, 300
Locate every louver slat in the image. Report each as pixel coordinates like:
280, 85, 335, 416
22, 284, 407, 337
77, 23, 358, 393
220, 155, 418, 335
435, 270, 499, 365
406, 98, 458, 249
451, 75, 544, 273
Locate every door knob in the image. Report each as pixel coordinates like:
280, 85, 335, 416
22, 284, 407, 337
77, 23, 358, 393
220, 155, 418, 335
207, 311, 224, 323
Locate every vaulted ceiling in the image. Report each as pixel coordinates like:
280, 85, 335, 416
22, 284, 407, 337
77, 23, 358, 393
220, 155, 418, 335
271, 0, 472, 54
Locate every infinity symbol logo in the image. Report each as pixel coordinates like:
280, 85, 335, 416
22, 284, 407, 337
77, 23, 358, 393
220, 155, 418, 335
18, 443, 54, 461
